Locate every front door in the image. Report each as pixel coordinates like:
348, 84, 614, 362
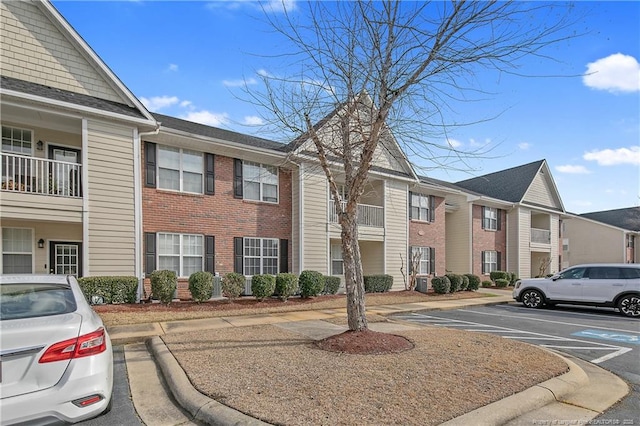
48, 145, 81, 196
49, 241, 82, 277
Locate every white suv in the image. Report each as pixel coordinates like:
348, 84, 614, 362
513, 264, 640, 317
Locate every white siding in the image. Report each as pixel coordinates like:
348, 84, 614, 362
507, 209, 519, 273
1, 1, 123, 103
517, 208, 532, 278
0, 192, 82, 222
564, 217, 625, 264
549, 214, 560, 274
86, 120, 136, 275
301, 167, 329, 274
445, 194, 471, 274
523, 173, 561, 209
384, 180, 408, 290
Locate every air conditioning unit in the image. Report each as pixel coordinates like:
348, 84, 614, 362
416, 277, 429, 293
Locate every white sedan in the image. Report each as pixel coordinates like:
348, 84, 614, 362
0, 275, 113, 424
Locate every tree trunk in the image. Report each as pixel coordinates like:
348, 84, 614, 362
341, 208, 368, 331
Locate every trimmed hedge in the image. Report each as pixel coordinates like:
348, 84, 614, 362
465, 274, 481, 291
323, 276, 341, 295
445, 274, 462, 293
509, 272, 518, 286
188, 271, 213, 303
364, 274, 393, 293
78, 276, 138, 304
222, 272, 245, 301
495, 278, 510, 288
489, 270, 510, 283
150, 270, 177, 304
460, 275, 469, 291
275, 273, 298, 302
251, 274, 276, 301
431, 276, 451, 294
481, 280, 493, 288
299, 270, 325, 298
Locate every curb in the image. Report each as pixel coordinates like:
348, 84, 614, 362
147, 336, 271, 426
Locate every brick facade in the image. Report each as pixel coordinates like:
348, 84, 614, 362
408, 195, 446, 288
471, 205, 507, 277
142, 144, 292, 299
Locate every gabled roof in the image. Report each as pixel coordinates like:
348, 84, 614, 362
454, 160, 546, 203
579, 207, 640, 232
2, 76, 146, 120
151, 113, 287, 152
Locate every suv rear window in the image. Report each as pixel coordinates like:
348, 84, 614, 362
0, 283, 77, 320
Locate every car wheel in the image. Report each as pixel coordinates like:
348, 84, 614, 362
521, 289, 544, 309
618, 294, 640, 318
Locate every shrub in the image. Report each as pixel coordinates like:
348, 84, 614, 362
509, 272, 518, 286
323, 276, 341, 295
431, 276, 451, 294
445, 274, 462, 293
299, 270, 325, 298
460, 275, 469, 291
465, 274, 481, 291
481, 280, 493, 288
222, 272, 245, 301
78, 276, 138, 304
495, 278, 510, 288
364, 274, 393, 293
489, 270, 510, 283
150, 270, 177, 304
251, 274, 276, 301
188, 271, 213, 303
275, 273, 298, 302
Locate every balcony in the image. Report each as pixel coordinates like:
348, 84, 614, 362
1, 152, 82, 198
329, 200, 384, 228
531, 227, 551, 244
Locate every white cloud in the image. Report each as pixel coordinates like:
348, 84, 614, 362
518, 142, 531, 150
206, 0, 296, 13
583, 53, 640, 93
555, 165, 590, 174
180, 100, 192, 108
181, 110, 230, 127
583, 146, 640, 166
243, 115, 264, 126
447, 139, 462, 148
257, 69, 272, 78
140, 95, 179, 111
167, 64, 178, 72
223, 78, 257, 87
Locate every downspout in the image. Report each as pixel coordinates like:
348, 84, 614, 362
134, 123, 161, 302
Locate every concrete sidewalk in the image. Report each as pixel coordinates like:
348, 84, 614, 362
116, 291, 630, 425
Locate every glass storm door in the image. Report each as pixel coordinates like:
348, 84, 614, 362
48, 145, 81, 196
49, 241, 82, 277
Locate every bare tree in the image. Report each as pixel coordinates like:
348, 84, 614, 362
248, 1, 578, 332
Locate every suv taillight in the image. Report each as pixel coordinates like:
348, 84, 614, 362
39, 328, 107, 363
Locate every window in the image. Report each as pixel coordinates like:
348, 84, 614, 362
482, 250, 498, 274
1, 126, 32, 155
558, 267, 586, 280
331, 244, 344, 275
157, 146, 203, 193
482, 207, 498, 230
2, 228, 33, 274
411, 246, 432, 274
410, 193, 432, 222
243, 238, 279, 276
157, 233, 203, 277
627, 235, 636, 248
243, 162, 278, 203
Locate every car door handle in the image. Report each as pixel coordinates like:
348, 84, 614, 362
612, 284, 624, 287
571, 283, 581, 285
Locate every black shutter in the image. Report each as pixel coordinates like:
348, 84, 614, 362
408, 192, 413, 219
481, 251, 486, 274
429, 247, 435, 275
481, 206, 486, 229
205, 153, 215, 195
497, 209, 502, 231
497, 251, 502, 271
233, 159, 243, 198
279, 239, 289, 273
429, 196, 435, 222
234, 237, 244, 273
145, 142, 156, 188
205, 236, 215, 273
144, 232, 156, 275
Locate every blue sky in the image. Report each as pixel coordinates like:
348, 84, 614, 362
52, 1, 640, 214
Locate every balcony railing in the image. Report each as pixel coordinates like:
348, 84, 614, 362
329, 200, 384, 228
531, 227, 551, 244
1, 152, 82, 198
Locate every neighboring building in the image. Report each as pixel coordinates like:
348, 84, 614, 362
1, 1, 157, 285
562, 207, 640, 267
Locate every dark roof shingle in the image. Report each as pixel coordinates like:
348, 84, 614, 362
580, 207, 640, 231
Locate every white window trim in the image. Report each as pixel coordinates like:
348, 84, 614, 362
157, 145, 204, 194
411, 193, 430, 222
157, 232, 204, 278
243, 237, 279, 276
1, 227, 35, 274
1, 125, 34, 156
483, 207, 498, 231
483, 250, 498, 274
331, 244, 344, 275
411, 246, 431, 275
243, 161, 279, 204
